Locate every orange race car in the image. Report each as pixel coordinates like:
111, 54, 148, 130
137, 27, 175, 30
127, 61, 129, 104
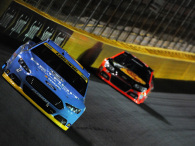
97, 51, 154, 104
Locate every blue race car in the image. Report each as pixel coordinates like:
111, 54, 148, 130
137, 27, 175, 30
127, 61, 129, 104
2, 38, 90, 131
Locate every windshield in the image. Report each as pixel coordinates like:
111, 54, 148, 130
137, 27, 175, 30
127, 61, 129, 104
113, 52, 151, 83
32, 43, 87, 96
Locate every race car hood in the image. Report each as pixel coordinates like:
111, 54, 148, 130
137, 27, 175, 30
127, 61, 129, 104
110, 59, 149, 88
119, 68, 146, 85
22, 50, 86, 110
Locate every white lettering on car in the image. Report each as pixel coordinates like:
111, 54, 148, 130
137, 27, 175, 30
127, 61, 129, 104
31, 58, 80, 100
31, 88, 50, 106
16, 67, 22, 72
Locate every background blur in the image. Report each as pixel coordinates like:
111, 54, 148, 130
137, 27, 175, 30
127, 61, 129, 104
23, 0, 195, 52
0, 0, 194, 81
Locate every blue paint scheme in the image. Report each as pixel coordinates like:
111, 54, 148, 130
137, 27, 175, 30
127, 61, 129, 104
2, 39, 90, 128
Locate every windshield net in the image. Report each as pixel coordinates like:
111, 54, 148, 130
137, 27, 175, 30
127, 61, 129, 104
32, 44, 87, 96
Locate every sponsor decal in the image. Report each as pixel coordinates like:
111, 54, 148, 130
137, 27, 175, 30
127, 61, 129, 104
31, 58, 80, 100
120, 68, 146, 85
38, 65, 46, 73
54, 101, 62, 106
16, 67, 22, 72
48, 77, 61, 90
50, 69, 63, 82
46, 80, 56, 90
31, 88, 50, 107
69, 54, 84, 69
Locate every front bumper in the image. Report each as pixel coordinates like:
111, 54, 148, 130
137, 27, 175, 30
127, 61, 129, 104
98, 67, 147, 104
2, 72, 69, 131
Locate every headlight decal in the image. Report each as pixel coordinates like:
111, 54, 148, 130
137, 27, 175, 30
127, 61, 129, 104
104, 60, 115, 73
134, 84, 147, 92
18, 58, 31, 73
66, 103, 81, 114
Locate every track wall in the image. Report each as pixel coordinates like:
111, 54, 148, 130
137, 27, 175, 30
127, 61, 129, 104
0, 0, 195, 81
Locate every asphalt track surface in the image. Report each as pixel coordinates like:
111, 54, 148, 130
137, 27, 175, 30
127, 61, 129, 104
0, 35, 195, 146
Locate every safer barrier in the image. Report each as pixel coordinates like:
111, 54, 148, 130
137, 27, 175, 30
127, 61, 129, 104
0, 0, 195, 81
